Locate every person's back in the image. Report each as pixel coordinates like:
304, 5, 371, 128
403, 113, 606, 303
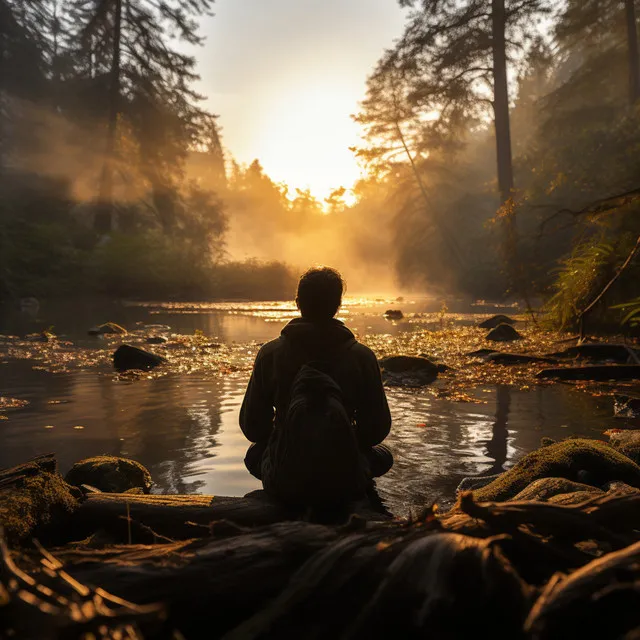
239, 267, 393, 506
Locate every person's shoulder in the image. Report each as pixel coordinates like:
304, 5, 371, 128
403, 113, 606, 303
349, 340, 378, 364
255, 336, 285, 359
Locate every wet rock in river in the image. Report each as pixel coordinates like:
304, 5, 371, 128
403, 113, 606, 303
379, 355, 438, 386
88, 322, 127, 336
113, 344, 166, 371
549, 343, 640, 364
485, 352, 558, 365
471, 438, 640, 502
536, 365, 640, 381
65, 456, 152, 494
146, 335, 168, 344
384, 309, 404, 320
466, 348, 498, 358
478, 314, 516, 329
486, 324, 522, 342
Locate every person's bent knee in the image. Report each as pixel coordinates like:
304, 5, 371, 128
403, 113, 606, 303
244, 442, 266, 480
369, 444, 393, 478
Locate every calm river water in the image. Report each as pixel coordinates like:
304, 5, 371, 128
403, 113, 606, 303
0, 297, 619, 513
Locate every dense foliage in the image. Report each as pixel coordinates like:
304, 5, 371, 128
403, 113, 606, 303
353, 0, 640, 329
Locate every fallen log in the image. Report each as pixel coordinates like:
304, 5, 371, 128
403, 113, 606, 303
536, 364, 640, 381
71, 490, 391, 543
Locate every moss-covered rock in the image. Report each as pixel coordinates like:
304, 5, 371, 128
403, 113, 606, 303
65, 456, 152, 494
0, 472, 79, 544
473, 439, 640, 502
510, 477, 604, 502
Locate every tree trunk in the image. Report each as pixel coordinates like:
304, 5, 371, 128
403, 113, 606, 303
625, 0, 640, 104
491, 0, 514, 207
95, 0, 122, 233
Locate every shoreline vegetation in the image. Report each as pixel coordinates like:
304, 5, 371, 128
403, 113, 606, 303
3, 436, 640, 638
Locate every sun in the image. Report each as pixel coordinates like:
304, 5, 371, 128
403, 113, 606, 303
253, 85, 363, 202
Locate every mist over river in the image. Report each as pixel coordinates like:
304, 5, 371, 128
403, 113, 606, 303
0, 297, 620, 514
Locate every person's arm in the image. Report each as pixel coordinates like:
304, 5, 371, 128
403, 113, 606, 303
239, 347, 275, 443
354, 348, 392, 447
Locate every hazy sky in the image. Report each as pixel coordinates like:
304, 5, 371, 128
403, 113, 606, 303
192, 0, 409, 199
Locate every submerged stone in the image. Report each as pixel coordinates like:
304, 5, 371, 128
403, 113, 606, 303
113, 344, 166, 371
384, 309, 404, 320
65, 456, 152, 493
472, 438, 640, 502
485, 352, 557, 365
379, 355, 438, 386
486, 324, 522, 342
88, 322, 127, 336
478, 314, 516, 329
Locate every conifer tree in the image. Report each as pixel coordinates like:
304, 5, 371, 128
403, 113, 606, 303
70, 0, 214, 231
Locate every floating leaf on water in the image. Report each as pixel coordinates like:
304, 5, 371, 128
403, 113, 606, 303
73, 425, 85, 430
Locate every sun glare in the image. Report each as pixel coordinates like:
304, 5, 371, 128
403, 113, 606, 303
254, 85, 363, 202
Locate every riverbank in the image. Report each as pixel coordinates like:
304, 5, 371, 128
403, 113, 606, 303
2, 437, 640, 638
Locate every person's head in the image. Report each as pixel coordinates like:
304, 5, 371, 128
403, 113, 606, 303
296, 266, 345, 321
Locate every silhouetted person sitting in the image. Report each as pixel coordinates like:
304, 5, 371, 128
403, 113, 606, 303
240, 266, 393, 507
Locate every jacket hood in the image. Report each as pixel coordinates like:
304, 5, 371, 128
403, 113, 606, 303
281, 317, 356, 355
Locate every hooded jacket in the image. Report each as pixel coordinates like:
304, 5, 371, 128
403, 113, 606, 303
239, 317, 391, 449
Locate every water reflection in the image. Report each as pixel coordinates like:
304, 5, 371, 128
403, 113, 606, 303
485, 385, 510, 475
0, 299, 620, 515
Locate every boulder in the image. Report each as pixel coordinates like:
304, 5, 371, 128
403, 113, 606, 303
537, 365, 640, 381
113, 344, 166, 371
471, 438, 640, 502
486, 324, 522, 342
384, 309, 404, 320
65, 456, 152, 494
379, 355, 438, 386
510, 477, 604, 502
478, 315, 516, 329
549, 343, 640, 364
88, 322, 127, 336
605, 429, 640, 465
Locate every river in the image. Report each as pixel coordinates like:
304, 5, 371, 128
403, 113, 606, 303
0, 297, 619, 513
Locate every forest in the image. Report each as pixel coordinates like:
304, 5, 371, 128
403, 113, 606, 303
1, 0, 639, 327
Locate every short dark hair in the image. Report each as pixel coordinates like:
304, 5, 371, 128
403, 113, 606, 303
296, 267, 344, 320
